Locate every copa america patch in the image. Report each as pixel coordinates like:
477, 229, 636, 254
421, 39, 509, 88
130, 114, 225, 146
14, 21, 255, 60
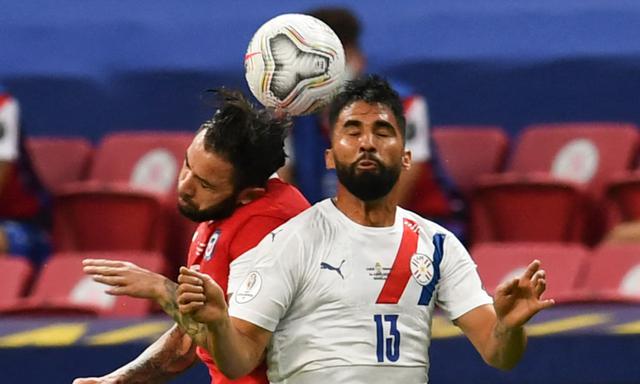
235, 271, 262, 304
204, 229, 221, 261
410, 253, 434, 286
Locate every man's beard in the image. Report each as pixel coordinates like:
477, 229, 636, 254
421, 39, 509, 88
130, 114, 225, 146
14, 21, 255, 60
334, 153, 401, 202
177, 192, 239, 222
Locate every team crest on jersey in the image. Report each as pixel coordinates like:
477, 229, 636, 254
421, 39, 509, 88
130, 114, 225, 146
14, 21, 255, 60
410, 253, 434, 286
235, 271, 262, 304
204, 229, 221, 261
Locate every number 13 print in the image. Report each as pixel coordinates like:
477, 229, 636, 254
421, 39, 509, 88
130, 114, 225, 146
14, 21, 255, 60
374, 314, 400, 362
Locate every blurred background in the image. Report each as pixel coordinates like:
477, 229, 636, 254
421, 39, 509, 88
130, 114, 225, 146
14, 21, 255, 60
2, 1, 640, 383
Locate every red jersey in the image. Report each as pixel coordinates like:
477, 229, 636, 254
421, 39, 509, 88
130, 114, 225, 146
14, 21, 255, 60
0, 92, 49, 220
187, 178, 310, 384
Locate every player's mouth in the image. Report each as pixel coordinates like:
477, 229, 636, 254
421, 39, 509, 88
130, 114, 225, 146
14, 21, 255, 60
356, 159, 379, 170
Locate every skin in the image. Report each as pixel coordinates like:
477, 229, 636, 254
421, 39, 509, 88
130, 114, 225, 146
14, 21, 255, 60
279, 43, 423, 207
175, 100, 555, 378
73, 129, 265, 383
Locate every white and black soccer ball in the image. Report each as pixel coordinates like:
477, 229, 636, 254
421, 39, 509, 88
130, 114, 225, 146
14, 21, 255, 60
244, 13, 346, 116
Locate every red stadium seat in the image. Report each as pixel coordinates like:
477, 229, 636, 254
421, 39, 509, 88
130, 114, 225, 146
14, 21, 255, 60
51, 131, 196, 274
471, 122, 639, 244
509, 122, 638, 197
26, 136, 93, 192
53, 184, 167, 253
605, 173, 640, 230
582, 244, 640, 303
432, 125, 508, 196
471, 242, 590, 303
0, 257, 34, 307
472, 173, 588, 242
89, 131, 192, 192
0, 251, 165, 317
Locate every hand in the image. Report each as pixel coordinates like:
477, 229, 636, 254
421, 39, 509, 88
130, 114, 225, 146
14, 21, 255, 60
493, 260, 555, 330
83, 259, 167, 300
177, 267, 227, 325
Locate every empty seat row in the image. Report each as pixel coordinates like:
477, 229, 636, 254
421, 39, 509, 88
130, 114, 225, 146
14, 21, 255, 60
1, 242, 638, 318
26, 132, 198, 275
0, 251, 164, 317
432, 122, 640, 245
27, 123, 640, 257
472, 242, 640, 303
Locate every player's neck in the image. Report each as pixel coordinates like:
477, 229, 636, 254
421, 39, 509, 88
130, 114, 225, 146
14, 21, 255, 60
333, 186, 397, 227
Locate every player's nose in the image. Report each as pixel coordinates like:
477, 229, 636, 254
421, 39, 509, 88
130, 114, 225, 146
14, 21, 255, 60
358, 131, 376, 151
177, 171, 196, 197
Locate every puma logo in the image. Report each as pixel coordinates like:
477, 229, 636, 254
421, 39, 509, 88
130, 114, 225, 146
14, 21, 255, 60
320, 260, 346, 279
270, 229, 284, 242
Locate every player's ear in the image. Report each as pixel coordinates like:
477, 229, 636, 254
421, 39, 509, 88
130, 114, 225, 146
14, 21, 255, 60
325, 148, 336, 170
402, 149, 412, 171
237, 187, 266, 205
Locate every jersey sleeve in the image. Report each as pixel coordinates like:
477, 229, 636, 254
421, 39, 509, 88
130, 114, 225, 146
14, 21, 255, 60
227, 215, 287, 296
0, 95, 20, 162
403, 95, 430, 163
435, 232, 493, 320
228, 228, 305, 332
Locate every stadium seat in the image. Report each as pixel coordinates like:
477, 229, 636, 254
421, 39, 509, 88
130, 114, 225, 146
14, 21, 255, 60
471, 242, 590, 303
471, 122, 639, 244
25, 136, 93, 192
605, 173, 640, 232
432, 125, 509, 196
472, 173, 588, 242
51, 131, 196, 271
0, 251, 165, 317
508, 122, 638, 197
88, 131, 192, 193
53, 184, 167, 253
0, 257, 34, 307
581, 244, 640, 303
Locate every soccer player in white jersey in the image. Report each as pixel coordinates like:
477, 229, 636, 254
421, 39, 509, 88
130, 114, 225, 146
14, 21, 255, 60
175, 75, 555, 383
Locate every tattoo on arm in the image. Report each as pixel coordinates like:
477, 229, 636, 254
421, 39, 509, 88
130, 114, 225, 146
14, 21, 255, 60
113, 326, 197, 383
159, 279, 208, 340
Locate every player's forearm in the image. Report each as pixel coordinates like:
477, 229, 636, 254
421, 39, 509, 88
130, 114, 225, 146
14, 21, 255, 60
106, 325, 198, 383
202, 316, 264, 380
483, 320, 527, 371
156, 279, 211, 344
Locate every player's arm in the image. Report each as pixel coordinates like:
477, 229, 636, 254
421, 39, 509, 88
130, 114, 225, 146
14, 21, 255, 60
82, 259, 211, 344
453, 260, 554, 370
177, 267, 271, 379
73, 324, 197, 384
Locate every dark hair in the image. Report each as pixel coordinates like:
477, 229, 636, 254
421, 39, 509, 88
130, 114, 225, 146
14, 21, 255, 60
307, 7, 361, 49
200, 89, 291, 190
328, 75, 406, 140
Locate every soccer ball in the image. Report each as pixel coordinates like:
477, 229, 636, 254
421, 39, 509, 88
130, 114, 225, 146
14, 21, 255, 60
244, 13, 346, 116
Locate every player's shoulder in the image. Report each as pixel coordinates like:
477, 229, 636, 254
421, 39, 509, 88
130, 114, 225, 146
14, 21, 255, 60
227, 179, 309, 225
265, 178, 309, 206
263, 199, 333, 243
398, 206, 455, 238
399, 207, 469, 257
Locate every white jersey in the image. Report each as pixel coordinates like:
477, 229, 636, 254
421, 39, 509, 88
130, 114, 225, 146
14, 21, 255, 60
229, 199, 492, 384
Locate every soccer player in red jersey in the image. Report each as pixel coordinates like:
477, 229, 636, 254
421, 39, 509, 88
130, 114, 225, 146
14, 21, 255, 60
74, 89, 310, 384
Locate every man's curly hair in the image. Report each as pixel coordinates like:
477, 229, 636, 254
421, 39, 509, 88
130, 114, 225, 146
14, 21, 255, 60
200, 89, 291, 189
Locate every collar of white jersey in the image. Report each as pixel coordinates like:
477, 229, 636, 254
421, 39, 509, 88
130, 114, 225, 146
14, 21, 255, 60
319, 198, 404, 234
